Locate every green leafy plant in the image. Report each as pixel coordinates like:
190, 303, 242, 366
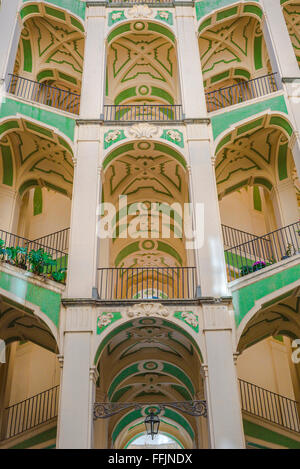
51, 268, 67, 283
5, 246, 28, 269
240, 265, 253, 276
0, 239, 5, 261
285, 243, 294, 257
28, 248, 55, 275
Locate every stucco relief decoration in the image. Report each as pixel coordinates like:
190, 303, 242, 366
127, 303, 170, 318
124, 123, 162, 139
126, 5, 154, 19
97, 313, 114, 329
181, 312, 198, 328
166, 130, 181, 143
105, 129, 121, 144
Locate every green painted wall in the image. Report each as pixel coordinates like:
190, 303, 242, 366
233, 263, 300, 326
1, 98, 75, 141
196, 0, 259, 21
243, 419, 300, 449
10, 426, 57, 449
22, 0, 86, 20
211, 95, 288, 140
0, 270, 61, 327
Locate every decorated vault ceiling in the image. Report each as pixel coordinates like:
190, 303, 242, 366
215, 114, 294, 199
106, 24, 179, 105
14, 5, 85, 94
0, 118, 74, 198
282, 0, 300, 67
199, 15, 271, 89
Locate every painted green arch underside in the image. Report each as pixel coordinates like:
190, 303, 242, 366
103, 142, 187, 170
108, 361, 195, 399
115, 240, 183, 266
196, 0, 260, 22
108, 22, 175, 44
211, 95, 289, 140
111, 383, 192, 403
19, 179, 68, 197
0, 98, 75, 141
112, 407, 195, 443
233, 263, 300, 327
22, 0, 86, 21
94, 319, 203, 365
114, 87, 174, 105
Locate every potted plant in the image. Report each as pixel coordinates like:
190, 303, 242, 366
240, 265, 253, 276
5, 246, 28, 270
281, 243, 294, 260
51, 268, 67, 283
252, 261, 266, 272
0, 239, 5, 262
28, 248, 55, 276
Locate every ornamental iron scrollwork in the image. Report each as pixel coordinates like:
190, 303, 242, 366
93, 400, 207, 419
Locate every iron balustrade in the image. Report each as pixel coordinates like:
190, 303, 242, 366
31, 228, 70, 253
0, 229, 68, 277
224, 221, 300, 281
108, 0, 172, 3
205, 73, 279, 113
1, 385, 59, 440
239, 379, 300, 433
103, 104, 183, 122
222, 224, 271, 250
7, 74, 80, 114
97, 267, 197, 300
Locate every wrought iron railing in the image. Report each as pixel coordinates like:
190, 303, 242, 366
225, 221, 300, 281
0, 229, 68, 277
108, 0, 172, 3
97, 266, 197, 300
205, 73, 279, 113
239, 379, 300, 433
103, 104, 183, 122
1, 385, 59, 440
222, 224, 271, 249
32, 228, 70, 253
7, 74, 80, 114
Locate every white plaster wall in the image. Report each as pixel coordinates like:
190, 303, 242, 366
219, 188, 268, 237
20, 188, 71, 240
237, 337, 295, 400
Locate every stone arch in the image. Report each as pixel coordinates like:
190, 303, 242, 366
198, 2, 272, 99
13, 2, 85, 97
0, 116, 74, 198
281, 0, 300, 67
105, 19, 180, 109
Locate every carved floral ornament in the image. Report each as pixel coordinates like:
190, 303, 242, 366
127, 303, 170, 318
180, 312, 198, 328
97, 312, 114, 329
124, 123, 162, 139
126, 5, 154, 19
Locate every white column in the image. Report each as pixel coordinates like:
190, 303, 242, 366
187, 123, 228, 297
175, 4, 207, 118
80, 6, 106, 119
261, 0, 300, 80
0, 185, 19, 232
57, 308, 96, 449
66, 125, 101, 298
0, 0, 22, 87
202, 304, 245, 449
270, 179, 299, 227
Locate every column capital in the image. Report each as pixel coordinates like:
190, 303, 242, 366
90, 366, 99, 384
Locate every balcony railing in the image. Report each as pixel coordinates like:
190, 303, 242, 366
0, 228, 68, 277
224, 221, 300, 281
97, 267, 197, 300
239, 379, 300, 433
108, 0, 172, 3
31, 228, 70, 254
205, 73, 279, 113
103, 104, 183, 122
7, 74, 80, 114
1, 385, 59, 440
222, 224, 271, 250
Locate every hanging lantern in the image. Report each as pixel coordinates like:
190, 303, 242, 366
144, 411, 160, 440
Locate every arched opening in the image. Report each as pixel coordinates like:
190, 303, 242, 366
126, 432, 182, 449
99, 139, 195, 300
0, 292, 60, 443
214, 113, 300, 280
105, 21, 181, 121
93, 316, 206, 449
281, 0, 300, 68
198, 3, 276, 112
8, 3, 85, 114
236, 286, 300, 434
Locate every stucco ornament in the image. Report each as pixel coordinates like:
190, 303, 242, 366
124, 123, 162, 139
181, 312, 198, 328
126, 5, 154, 19
111, 12, 123, 21
166, 129, 182, 143
104, 129, 121, 143
97, 313, 114, 328
127, 303, 169, 318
